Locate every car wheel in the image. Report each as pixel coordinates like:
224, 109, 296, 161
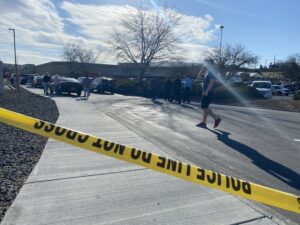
286, 93, 289, 96
278, 91, 282, 95
77, 91, 81, 97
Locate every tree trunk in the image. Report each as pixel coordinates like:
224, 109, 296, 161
138, 67, 146, 83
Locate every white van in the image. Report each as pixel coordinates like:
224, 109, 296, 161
251, 81, 272, 98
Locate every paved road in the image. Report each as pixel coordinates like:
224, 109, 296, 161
2, 87, 299, 224
87, 94, 300, 224
2, 88, 285, 225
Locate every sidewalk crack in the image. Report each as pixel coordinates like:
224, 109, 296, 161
25, 168, 147, 185
231, 215, 266, 225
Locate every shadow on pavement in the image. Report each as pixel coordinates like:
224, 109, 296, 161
152, 99, 164, 105
180, 103, 196, 110
209, 129, 300, 191
76, 97, 88, 101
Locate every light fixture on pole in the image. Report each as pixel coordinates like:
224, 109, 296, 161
8, 28, 19, 90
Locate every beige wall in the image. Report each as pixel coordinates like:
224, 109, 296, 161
35, 61, 202, 79
36, 62, 122, 77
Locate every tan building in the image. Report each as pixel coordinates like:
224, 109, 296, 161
22, 64, 36, 74
36, 62, 128, 78
35, 61, 202, 79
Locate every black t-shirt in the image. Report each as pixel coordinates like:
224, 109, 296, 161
173, 78, 181, 91
203, 72, 215, 92
43, 75, 50, 82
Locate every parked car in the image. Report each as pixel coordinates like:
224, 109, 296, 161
243, 81, 252, 87
251, 81, 272, 98
272, 85, 290, 96
50, 76, 83, 96
283, 84, 297, 93
292, 82, 300, 90
19, 74, 31, 85
91, 76, 114, 94
33, 75, 44, 88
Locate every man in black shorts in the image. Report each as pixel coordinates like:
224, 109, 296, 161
196, 66, 221, 129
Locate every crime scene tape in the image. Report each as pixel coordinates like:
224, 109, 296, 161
0, 107, 299, 214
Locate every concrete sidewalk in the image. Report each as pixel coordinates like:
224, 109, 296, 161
2, 90, 280, 225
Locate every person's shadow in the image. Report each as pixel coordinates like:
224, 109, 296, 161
209, 129, 300, 190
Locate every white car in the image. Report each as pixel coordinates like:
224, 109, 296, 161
251, 81, 272, 98
272, 85, 290, 96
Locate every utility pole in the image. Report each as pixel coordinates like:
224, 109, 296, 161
9, 28, 19, 91
272, 55, 276, 79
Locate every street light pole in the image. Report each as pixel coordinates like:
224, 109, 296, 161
273, 55, 276, 79
219, 25, 224, 76
219, 25, 224, 53
8, 28, 19, 90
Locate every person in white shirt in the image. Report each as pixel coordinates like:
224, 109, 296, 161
52, 74, 60, 95
83, 76, 92, 99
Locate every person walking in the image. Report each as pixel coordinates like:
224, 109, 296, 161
83, 76, 92, 99
183, 75, 192, 104
43, 73, 51, 95
196, 66, 221, 129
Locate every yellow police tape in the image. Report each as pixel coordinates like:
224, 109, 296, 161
0, 107, 299, 214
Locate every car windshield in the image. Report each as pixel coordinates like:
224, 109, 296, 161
253, 83, 271, 88
61, 77, 78, 82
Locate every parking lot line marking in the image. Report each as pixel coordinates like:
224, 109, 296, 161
294, 139, 300, 142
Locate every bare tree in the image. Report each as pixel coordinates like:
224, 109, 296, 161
77, 48, 98, 64
110, 4, 181, 81
286, 53, 300, 64
63, 43, 79, 63
282, 54, 300, 81
63, 42, 98, 75
206, 43, 258, 78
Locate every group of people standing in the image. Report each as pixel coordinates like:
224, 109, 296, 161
18, 64, 221, 128
40, 73, 91, 99
162, 75, 193, 104
151, 63, 222, 129
42, 74, 60, 96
